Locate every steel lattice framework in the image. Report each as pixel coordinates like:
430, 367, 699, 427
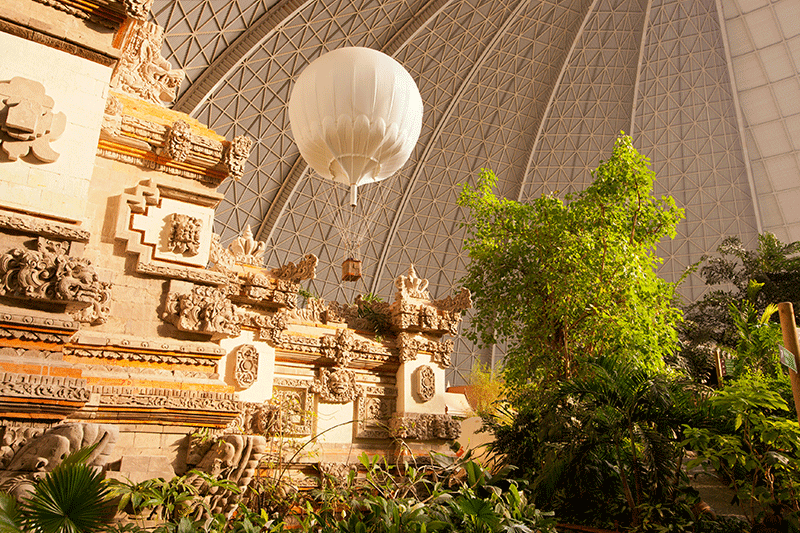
151, 0, 800, 384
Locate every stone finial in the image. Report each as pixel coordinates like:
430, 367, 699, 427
110, 20, 185, 106
229, 226, 266, 267
224, 135, 253, 180
0, 77, 66, 163
394, 264, 431, 302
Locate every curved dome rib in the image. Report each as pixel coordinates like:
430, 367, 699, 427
174, 0, 314, 117
369, 0, 531, 295
516, 0, 599, 202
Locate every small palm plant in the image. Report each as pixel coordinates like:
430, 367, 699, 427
0, 445, 114, 533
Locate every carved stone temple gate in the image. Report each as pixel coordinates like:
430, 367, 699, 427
0, 0, 471, 505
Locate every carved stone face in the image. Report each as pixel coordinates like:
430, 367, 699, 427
328, 370, 349, 397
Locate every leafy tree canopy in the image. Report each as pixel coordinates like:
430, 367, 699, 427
458, 135, 684, 388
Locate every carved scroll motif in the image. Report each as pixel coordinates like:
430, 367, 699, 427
320, 329, 356, 367
234, 345, 258, 388
224, 135, 253, 180
270, 254, 318, 283
168, 213, 202, 255
396, 332, 422, 363
162, 285, 240, 337
390, 414, 461, 441
0, 238, 111, 324
415, 365, 435, 402
311, 368, 361, 404
0, 77, 66, 163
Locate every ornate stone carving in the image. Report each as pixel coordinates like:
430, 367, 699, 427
433, 287, 472, 314
272, 380, 313, 436
229, 226, 266, 267
0, 372, 89, 403
185, 433, 267, 517
209, 234, 237, 273
110, 20, 185, 105
91, 386, 239, 425
0, 423, 117, 499
163, 285, 240, 338
0, 238, 111, 325
270, 254, 318, 283
0, 210, 89, 242
320, 329, 356, 367
234, 345, 258, 388
415, 365, 435, 402
0, 77, 66, 163
390, 414, 461, 441
317, 462, 356, 487
396, 332, 422, 363
394, 265, 431, 301
124, 0, 155, 20
429, 340, 454, 369
163, 120, 193, 162
356, 391, 396, 439
224, 135, 253, 180
168, 213, 202, 255
311, 368, 361, 404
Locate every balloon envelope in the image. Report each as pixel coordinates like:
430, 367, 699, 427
288, 47, 423, 205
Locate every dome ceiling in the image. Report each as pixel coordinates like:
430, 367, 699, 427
151, 0, 800, 383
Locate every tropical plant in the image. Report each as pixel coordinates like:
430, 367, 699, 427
682, 233, 800, 349
683, 377, 800, 527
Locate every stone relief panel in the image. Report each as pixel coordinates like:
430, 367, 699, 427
311, 368, 361, 404
0, 77, 66, 163
272, 378, 313, 436
168, 213, 202, 256
414, 365, 435, 403
233, 344, 258, 389
0, 237, 110, 324
355, 386, 396, 439
162, 285, 240, 338
162, 120, 192, 162
390, 414, 461, 441
110, 20, 185, 106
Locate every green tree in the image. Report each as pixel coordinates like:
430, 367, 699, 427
457, 134, 684, 388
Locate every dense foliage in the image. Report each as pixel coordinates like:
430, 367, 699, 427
458, 135, 683, 388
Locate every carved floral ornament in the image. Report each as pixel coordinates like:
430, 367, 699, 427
224, 135, 253, 180
0, 238, 111, 325
389, 413, 461, 441
415, 365, 435, 402
168, 213, 202, 255
0, 77, 66, 163
234, 345, 258, 388
163, 120, 193, 162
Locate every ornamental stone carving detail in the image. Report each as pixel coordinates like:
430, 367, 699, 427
163, 120, 192, 162
234, 345, 258, 388
311, 368, 361, 404
168, 213, 202, 255
0, 238, 111, 325
356, 392, 395, 439
110, 20, 185, 105
224, 135, 253, 180
0, 77, 66, 163
430, 340, 454, 369
394, 265, 430, 301
433, 287, 472, 314
320, 329, 356, 367
415, 365, 435, 402
272, 381, 313, 436
270, 254, 318, 283
390, 414, 461, 441
163, 285, 240, 338
396, 332, 423, 363
124, 0, 155, 20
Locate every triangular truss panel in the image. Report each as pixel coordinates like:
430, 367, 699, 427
634, 0, 759, 302
148, 0, 793, 383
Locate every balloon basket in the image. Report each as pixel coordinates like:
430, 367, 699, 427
342, 258, 362, 282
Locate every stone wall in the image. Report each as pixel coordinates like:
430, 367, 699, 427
0, 0, 472, 507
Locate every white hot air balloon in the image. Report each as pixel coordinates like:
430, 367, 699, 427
288, 47, 423, 207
